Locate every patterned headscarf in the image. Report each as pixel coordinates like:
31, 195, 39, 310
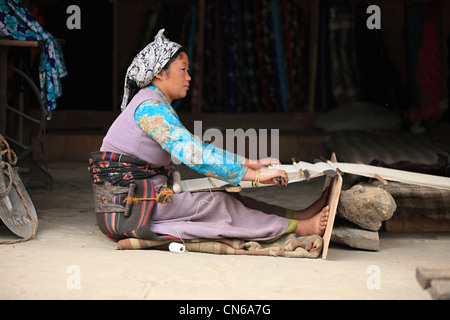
120, 29, 181, 111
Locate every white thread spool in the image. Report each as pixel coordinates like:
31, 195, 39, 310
169, 242, 186, 253
172, 171, 181, 194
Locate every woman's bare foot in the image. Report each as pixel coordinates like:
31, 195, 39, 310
294, 205, 330, 237
293, 187, 330, 220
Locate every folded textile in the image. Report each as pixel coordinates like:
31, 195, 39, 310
374, 180, 450, 221
116, 233, 323, 259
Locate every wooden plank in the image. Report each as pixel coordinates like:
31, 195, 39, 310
0, 39, 43, 48
40, 109, 118, 131
322, 153, 343, 259
179, 112, 324, 131
430, 280, 450, 300
416, 267, 450, 289
385, 213, 450, 232
337, 162, 450, 191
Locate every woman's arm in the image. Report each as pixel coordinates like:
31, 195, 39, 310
135, 99, 247, 186
136, 99, 287, 187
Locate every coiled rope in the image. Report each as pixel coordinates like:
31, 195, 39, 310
0, 135, 37, 244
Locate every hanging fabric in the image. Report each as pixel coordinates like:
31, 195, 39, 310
0, 0, 67, 118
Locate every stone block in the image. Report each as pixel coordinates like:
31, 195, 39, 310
338, 182, 396, 231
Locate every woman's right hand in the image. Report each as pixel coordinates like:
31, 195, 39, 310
260, 168, 288, 186
243, 168, 288, 186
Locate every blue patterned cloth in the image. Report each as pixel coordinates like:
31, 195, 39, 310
135, 85, 247, 186
0, 0, 67, 117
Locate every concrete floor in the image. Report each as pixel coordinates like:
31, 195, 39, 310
1, 161, 449, 300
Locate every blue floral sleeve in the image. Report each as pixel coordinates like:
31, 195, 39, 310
134, 95, 247, 186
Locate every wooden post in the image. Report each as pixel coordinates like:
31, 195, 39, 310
192, 0, 205, 113
308, 0, 320, 113
112, 0, 119, 112
321, 153, 343, 259
0, 46, 8, 136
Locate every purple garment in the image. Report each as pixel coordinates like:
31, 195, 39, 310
101, 88, 291, 241
101, 88, 172, 167
150, 175, 290, 241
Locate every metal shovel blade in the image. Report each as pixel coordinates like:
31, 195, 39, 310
0, 167, 38, 238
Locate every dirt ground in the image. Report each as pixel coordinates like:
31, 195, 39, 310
1, 161, 449, 300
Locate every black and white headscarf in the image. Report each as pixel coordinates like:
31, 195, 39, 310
120, 29, 182, 111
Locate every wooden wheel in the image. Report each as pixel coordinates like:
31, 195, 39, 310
5, 65, 45, 160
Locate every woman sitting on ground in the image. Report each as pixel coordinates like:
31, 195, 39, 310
91, 29, 329, 242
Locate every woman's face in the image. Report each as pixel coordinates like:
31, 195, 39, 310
157, 52, 191, 103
